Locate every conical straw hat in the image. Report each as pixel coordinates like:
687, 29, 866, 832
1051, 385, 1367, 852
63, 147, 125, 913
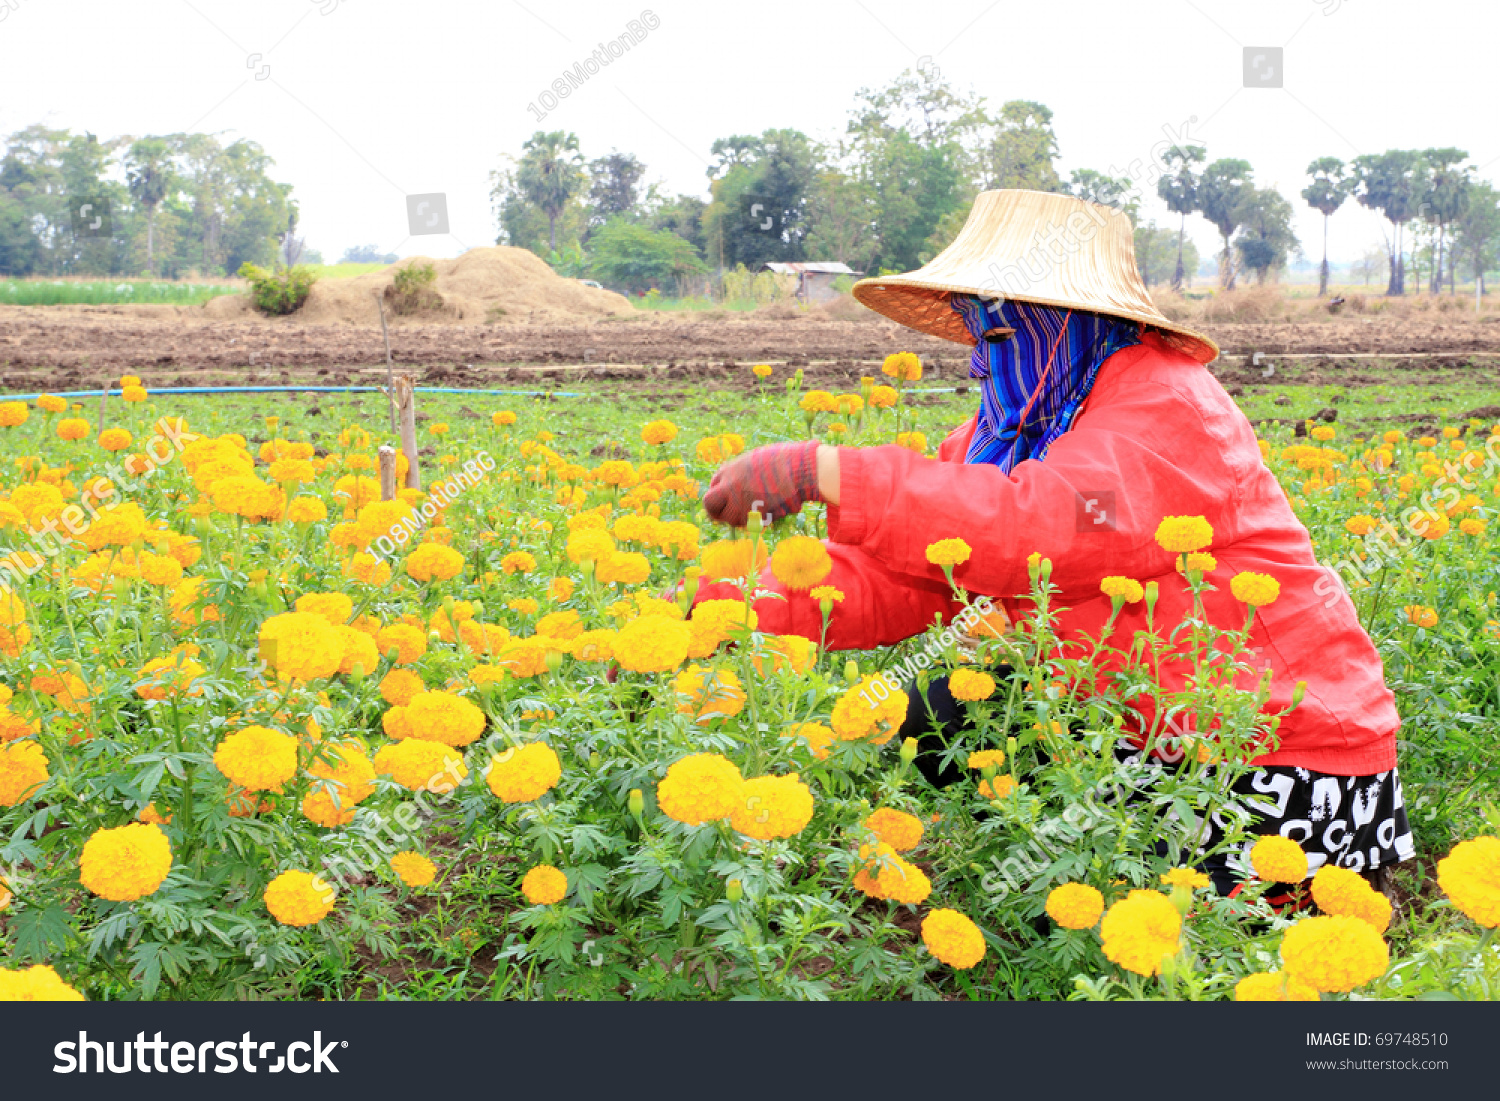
852, 189, 1218, 364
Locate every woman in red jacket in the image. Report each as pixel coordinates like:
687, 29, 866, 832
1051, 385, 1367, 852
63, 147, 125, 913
700, 190, 1411, 898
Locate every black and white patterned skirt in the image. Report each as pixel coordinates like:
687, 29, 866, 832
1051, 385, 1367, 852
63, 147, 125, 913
1114, 743, 1416, 896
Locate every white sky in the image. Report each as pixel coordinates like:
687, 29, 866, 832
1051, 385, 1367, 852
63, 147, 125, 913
2, 0, 1495, 268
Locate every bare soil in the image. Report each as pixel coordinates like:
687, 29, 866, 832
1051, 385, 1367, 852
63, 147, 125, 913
1, 302, 1497, 395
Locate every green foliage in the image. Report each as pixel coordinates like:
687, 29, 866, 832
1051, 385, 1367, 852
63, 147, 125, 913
0, 279, 237, 305
586, 218, 706, 295
237, 262, 317, 315
386, 261, 441, 316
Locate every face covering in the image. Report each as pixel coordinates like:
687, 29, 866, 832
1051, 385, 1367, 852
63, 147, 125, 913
950, 294, 1142, 473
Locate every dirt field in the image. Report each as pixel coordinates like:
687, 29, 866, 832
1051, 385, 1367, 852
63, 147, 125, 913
1, 302, 1497, 395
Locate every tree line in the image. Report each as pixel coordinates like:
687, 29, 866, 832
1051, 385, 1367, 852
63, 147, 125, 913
0, 126, 307, 279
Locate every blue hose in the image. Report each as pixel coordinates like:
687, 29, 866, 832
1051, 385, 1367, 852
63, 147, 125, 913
0, 385, 587, 400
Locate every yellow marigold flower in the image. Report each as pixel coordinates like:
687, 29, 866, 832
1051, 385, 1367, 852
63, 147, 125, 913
1415, 511, 1450, 540
135, 655, 206, 700
485, 742, 562, 803
493, 410, 517, 426
781, 721, 835, 760
731, 773, 815, 840
1311, 865, 1392, 932
121, 385, 147, 403
501, 550, 536, 575
1100, 889, 1182, 976
1235, 971, 1320, 1001
752, 363, 772, 378
521, 864, 568, 906
1310, 424, 1336, 441
948, 669, 995, 701
137, 802, 172, 826
921, 908, 986, 969
596, 550, 652, 585
1435, 836, 1500, 928
404, 542, 464, 583
571, 629, 617, 663
1046, 883, 1105, 929
700, 538, 767, 582
1279, 914, 1388, 992
493, 636, 553, 678
264, 870, 336, 927
1100, 576, 1144, 602
925, 538, 972, 568
1160, 867, 1212, 891
0, 964, 85, 1001
809, 585, 844, 605
566, 529, 616, 566
379, 668, 424, 707
376, 622, 428, 664
1459, 518, 1487, 536
1230, 571, 1280, 607
508, 597, 539, 617
657, 752, 744, 826
79, 822, 172, 901
967, 749, 1006, 771
606, 615, 689, 674
301, 742, 376, 828
57, 417, 90, 441
852, 841, 931, 904
673, 664, 747, 723
390, 851, 437, 888
295, 592, 353, 626
896, 431, 927, 453
882, 351, 923, 382
868, 384, 898, 409
0, 402, 27, 428
259, 611, 343, 681
97, 427, 132, 452
864, 807, 923, 852
1251, 835, 1309, 883
548, 576, 574, 602
1403, 605, 1438, 628
799, 389, 839, 414
373, 738, 467, 792
1154, 515, 1213, 554
383, 690, 486, 747
343, 552, 390, 586
36, 393, 67, 413
213, 725, 299, 792
752, 633, 815, 676
769, 535, 832, 591
536, 609, 584, 640
831, 675, 907, 745
0, 740, 49, 805
641, 419, 678, 446
1345, 514, 1377, 536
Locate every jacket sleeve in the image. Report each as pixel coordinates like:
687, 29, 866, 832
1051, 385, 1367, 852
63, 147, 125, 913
827, 374, 1245, 604
693, 542, 959, 651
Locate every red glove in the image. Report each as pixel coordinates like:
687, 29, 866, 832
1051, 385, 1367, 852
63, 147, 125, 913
703, 440, 822, 528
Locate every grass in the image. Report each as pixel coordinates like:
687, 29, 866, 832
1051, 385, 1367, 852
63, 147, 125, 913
0, 279, 240, 306
304, 262, 391, 280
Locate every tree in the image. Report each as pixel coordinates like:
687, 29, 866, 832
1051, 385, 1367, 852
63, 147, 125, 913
1234, 187, 1300, 284
1196, 158, 1256, 289
588, 151, 646, 226
516, 131, 586, 251
643, 188, 707, 258
1067, 168, 1137, 218
976, 100, 1062, 193
1135, 220, 1197, 287
1350, 149, 1426, 295
702, 128, 818, 270
340, 244, 398, 264
1420, 148, 1471, 293
802, 167, 877, 272
1301, 157, 1352, 297
1352, 245, 1388, 287
586, 218, 707, 295
1453, 181, 1500, 304
125, 137, 172, 277
1156, 144, 1204, 291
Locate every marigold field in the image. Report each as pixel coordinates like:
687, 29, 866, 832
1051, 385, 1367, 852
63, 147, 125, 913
0, 366, 1496, 1002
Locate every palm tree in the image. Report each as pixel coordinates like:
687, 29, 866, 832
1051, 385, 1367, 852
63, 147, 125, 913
517, 131, 586, 251
1156, 144, 1204, 292
1301, 157, 1353, 297
125, 137, 172, 276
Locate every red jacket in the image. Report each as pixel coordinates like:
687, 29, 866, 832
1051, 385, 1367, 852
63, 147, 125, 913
699, 330, 1399, 775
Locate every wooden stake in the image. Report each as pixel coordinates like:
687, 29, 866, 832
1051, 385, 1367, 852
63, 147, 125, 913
378, 445, 397, 501
395, 374, 420, 491
97, 379, 109, 431
376, 291, 396, 432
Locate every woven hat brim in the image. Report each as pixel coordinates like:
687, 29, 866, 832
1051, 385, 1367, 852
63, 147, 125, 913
853, 278, 1220, 365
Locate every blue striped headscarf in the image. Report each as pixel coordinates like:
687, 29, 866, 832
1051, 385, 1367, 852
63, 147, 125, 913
951, 294, 1141, 473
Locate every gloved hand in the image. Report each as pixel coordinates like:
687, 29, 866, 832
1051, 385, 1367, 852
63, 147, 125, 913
703, 440, 822, 528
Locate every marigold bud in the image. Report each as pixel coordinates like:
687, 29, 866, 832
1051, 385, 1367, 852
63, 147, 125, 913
844, 659, 860, 684
899, 737, 918, 765
545, 648, 564, 674
1291, 680, 1307, 707
726, 878, 743, 902
627, 788, 645, 819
